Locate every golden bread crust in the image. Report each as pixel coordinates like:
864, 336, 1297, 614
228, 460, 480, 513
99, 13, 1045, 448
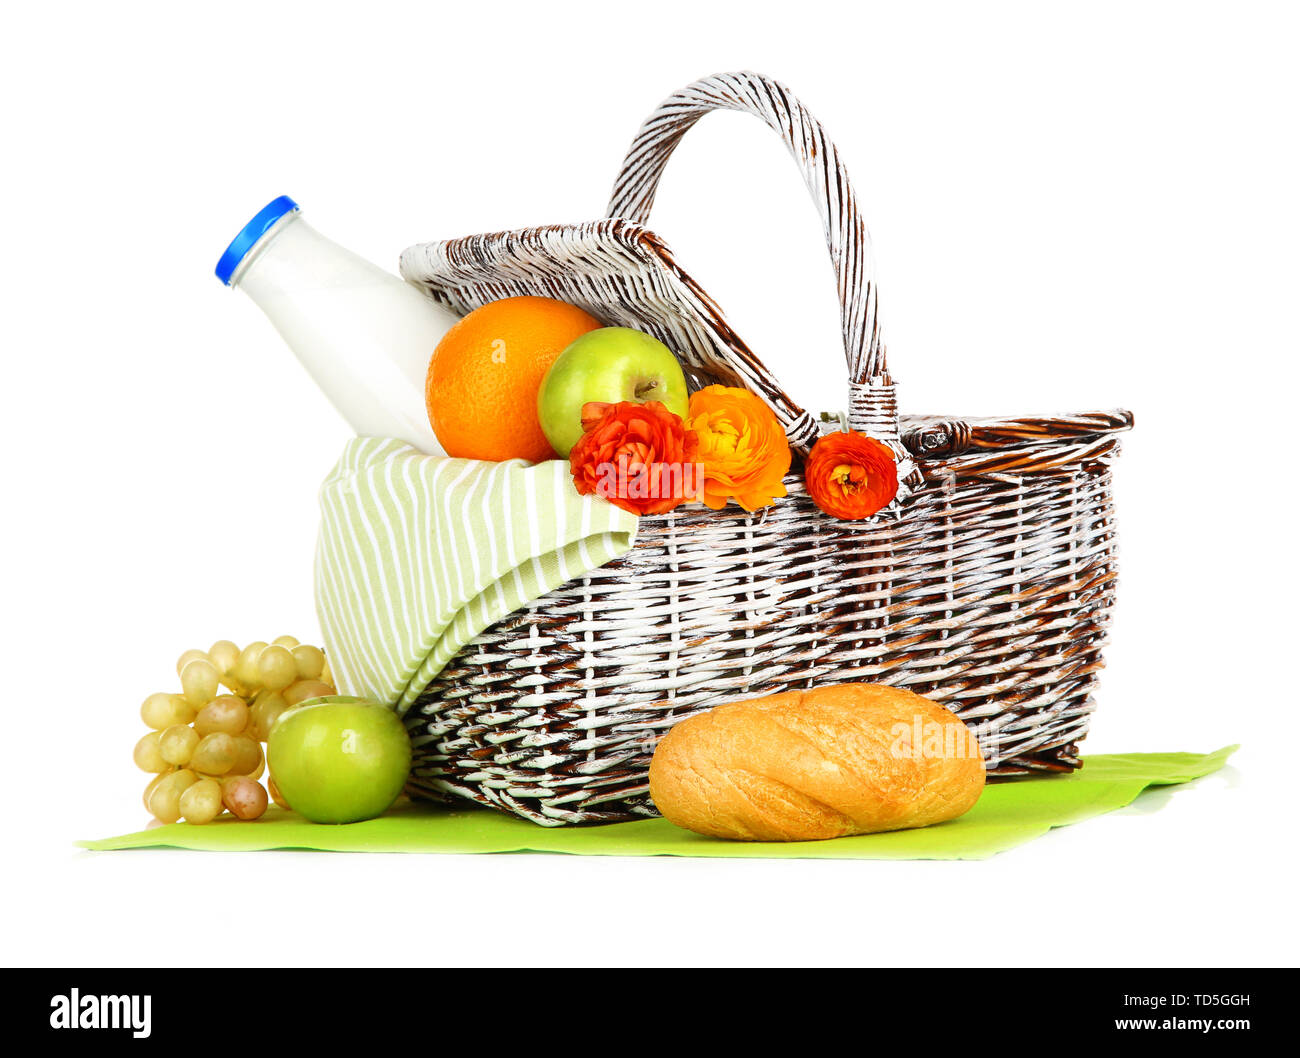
648, 683, 986, 841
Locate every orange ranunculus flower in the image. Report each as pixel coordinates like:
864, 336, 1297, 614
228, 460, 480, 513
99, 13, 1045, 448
684, 385, 792, 511
569, 401, 699, 516
804, 431, 899, 520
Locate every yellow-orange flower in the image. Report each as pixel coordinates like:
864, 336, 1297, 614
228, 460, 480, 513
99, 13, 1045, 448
804, 431, 898, 520
684, 385, 792, 511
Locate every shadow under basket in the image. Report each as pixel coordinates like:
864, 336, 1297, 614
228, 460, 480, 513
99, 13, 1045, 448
396, 71, 1132, 825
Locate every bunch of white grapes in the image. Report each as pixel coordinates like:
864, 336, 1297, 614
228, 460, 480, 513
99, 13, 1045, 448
132, 636, 336, 824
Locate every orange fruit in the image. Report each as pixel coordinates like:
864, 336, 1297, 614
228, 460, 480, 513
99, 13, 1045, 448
426, 296, 602, 462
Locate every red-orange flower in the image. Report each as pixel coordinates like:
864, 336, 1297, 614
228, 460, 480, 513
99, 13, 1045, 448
570, 401, 699, 515
804, 431, 898, 520
685, 385, 792, 511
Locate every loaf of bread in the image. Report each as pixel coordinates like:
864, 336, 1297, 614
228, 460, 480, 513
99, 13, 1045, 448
648, 683, 986, 841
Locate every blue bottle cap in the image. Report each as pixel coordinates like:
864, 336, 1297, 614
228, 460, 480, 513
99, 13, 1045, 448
214, 195, 299, 286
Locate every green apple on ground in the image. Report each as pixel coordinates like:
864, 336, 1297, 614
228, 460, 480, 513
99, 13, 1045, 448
266, 696, 411, 824
538, 327, 689, 456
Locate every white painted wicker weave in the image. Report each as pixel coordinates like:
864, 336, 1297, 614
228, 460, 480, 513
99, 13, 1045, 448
396, 72, 1132, 825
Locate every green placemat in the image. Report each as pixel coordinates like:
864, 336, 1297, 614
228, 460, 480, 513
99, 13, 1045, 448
82, 748, 1236, 861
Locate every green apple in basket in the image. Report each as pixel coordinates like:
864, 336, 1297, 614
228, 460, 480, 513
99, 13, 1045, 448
266, 696, 411, 824
538, 327, 689, 456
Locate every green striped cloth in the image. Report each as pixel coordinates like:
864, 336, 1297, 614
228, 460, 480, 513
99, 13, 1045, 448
315, 438, 638, 714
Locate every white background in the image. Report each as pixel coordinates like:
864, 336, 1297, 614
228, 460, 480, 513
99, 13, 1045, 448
2, 1, 1297, 967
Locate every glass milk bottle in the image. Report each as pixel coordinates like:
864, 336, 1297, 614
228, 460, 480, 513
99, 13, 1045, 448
215, 196, 457, 454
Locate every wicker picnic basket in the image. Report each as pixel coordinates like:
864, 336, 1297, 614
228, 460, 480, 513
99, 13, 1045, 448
397, 72, 1132, 825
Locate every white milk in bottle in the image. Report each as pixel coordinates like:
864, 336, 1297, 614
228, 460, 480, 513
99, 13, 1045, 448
216, 196, 457, 453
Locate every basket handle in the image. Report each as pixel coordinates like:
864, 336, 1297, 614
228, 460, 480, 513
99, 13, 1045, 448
606, 71, 893, 437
